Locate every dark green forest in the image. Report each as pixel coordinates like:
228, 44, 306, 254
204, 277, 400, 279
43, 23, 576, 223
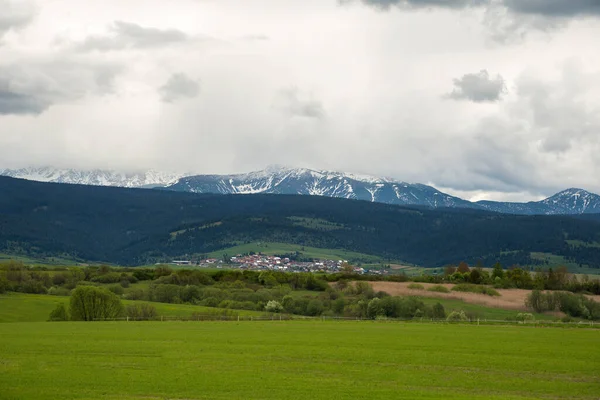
1, 176, 600, 268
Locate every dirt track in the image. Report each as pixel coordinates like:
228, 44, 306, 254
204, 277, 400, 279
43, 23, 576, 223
369, 281, 600, 311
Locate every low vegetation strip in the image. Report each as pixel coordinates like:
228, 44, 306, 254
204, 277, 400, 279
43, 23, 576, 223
0, 322, 598, 399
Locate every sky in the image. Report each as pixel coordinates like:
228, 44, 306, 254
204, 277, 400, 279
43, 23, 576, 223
1, 0, 600, 202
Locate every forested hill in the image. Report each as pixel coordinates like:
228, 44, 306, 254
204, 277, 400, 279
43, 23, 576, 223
1, 176, 600, 269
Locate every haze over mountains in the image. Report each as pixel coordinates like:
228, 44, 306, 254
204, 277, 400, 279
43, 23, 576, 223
2, 166, 600, 215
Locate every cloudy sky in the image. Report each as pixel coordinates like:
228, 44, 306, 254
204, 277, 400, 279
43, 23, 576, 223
1, 0, 600, 201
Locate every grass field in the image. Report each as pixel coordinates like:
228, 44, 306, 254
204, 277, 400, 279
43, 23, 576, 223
0, 321, 598, 399
0, 293, 266, 323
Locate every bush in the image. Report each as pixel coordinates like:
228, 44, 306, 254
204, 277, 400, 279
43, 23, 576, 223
125, 303, 157, 320
452, 284, 500, 297
407, 283, 425, 290
446, 310, 468, 322
265, 300, 283, 313
108, 284, 124, 296
69, 286, 124, 321
47, 286, 71, 296
432, 302, 446, 319
427, 285, 450, 293
516, 313, 535, 322
48, 303, 69, 321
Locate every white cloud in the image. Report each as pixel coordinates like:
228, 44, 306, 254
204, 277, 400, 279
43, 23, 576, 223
0, 0, 599, 202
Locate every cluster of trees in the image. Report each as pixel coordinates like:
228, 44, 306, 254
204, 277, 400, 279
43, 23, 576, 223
420, 263, 600, 294
49, 286, 158, 321
3, 175, 600, 268
526, 290, 600, 321
0, 262, 138, 295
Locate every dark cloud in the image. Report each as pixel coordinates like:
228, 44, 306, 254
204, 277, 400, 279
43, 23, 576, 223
0, 62, 121, 115
502, 0, 600, 18
340, 0, 485, 10
76, 21, 189, 52
446, 70, 506, 103
159, 73, 200, 103
274, 88, 325, 119
343, 0, 600, 41
0, 90, 47, 115
0, 0, 36, 38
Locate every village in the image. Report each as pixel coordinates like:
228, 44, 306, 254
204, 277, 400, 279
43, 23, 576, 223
171, 254, 383, 275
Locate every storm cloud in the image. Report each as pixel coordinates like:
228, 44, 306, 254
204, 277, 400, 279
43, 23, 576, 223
0, 62, 121, 115
446, 70, 506, 103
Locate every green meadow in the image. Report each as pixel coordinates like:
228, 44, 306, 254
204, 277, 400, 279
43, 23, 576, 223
0, 321, 598, 399
0, 293, 266, 323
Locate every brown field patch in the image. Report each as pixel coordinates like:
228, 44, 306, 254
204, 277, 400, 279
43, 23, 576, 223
369, 281, 600, 311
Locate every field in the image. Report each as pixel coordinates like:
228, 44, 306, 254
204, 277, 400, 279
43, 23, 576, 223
0, 321, 598, 399
371, 281, 600, 318
0, 293, 266, 323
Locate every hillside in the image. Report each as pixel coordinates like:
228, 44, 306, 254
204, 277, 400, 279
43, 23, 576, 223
1, 176, 600, 269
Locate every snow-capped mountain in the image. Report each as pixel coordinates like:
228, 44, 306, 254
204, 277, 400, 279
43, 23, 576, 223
478, 189, 600, 215
0, 167, 184, 188
3, 165, 599, 215
167, 165, 480, 209
166, 166, 600, 215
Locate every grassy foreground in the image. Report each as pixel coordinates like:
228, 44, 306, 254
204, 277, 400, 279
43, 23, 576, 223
1, 322, 598, 399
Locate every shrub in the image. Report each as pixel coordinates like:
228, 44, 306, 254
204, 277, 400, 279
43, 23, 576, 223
446, 310, 468, 322
125, 303, 157, 320
90, 272, 122, 284
48, 303, 69, 321
516, 313, 535, 322
265, 300, 283, 313
69, 286, 124, 321
432, 303, 446, 319
452, 284, 500, 297
108, 284, 124, 296
407, 283, 425, 290
124, 288, 148, 301
47, 286, 71, 296
427, 285, 450, 293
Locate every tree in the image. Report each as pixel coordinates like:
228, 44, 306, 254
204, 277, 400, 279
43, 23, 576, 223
432, 302, 446, 319
446, 310, 468, 322
526, 289, 546, 313
491, 263, 504, 280
69, 286, 124, 321
265, 300, 283, 313
48, 303, 69, 321
125, 303, 157, 320
457, 262, 470, 274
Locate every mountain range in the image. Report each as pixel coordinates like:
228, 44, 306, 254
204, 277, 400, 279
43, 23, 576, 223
2, 165, 599, 215
1, 175, 600, 269
0, 167, 184, 188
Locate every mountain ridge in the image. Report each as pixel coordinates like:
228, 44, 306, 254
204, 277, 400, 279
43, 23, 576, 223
2, 165, 599, 215
1, 175, 600, 269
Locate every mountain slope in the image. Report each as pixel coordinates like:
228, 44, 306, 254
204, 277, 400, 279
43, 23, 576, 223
0, 167, 184, 188
168, 166, 600, 215
1, 176, 600, 269
3, 166, 600, 215
168, 165, 477, 209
